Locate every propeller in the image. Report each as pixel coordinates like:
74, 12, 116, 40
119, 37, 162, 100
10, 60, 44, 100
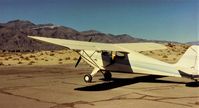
75, 56, 82, 67
88, 37, 92, 42
75, 37, 92, 68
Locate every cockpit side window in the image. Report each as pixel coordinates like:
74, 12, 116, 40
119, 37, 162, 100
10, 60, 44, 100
102, 51, 127, 59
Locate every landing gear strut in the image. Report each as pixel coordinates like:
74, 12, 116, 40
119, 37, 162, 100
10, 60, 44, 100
84, 68, 99, 83
83, 68, 112, 83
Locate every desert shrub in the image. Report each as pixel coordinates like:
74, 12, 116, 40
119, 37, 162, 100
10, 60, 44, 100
59, 62, 63, 64
28, 61, 35, 65
16, 53, 22, 56
59, 58, 63, 61
45, 59, 48, 61
40, 53, 44, 56
58, 51, 64, 54
19, 55, 24, 59
171, 49, 176, 52
50, 53, 55, 56
73, 57, 78, 60
65, 57, 70, 60
167, 43, 175, 47
0, 62, 4, 66
4, 56, 12, 60
18, 61, 23, 64
24, 57, 30, 60
149, 51, 153, 54
34, 58, 38, 60
13, 58, 19, 60
4, 58, 8, 60
7, 56, 12, 59
29, 55, 35, 58
183, 45, 189, 49
162, 55, 168, 58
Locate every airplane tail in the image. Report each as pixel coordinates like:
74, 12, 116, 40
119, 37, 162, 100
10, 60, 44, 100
175, 45, 199, 79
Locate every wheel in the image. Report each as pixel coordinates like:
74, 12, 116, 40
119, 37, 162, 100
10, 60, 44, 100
84, 74, 92, 83
103, 71, 112, 81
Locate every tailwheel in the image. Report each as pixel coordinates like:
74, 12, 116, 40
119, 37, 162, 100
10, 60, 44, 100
103, 71, 112, 81
84, 74, 92, 83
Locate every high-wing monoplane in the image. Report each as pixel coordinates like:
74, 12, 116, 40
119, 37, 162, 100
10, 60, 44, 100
28, 36, 199, 83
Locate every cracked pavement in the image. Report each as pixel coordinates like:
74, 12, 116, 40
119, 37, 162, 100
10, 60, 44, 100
0, 64, 198, 108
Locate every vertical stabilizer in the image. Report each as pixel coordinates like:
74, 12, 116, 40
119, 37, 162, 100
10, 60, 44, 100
175, 45, 199, 76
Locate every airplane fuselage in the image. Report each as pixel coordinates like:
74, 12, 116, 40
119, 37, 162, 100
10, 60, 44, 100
80, 50, 198, 81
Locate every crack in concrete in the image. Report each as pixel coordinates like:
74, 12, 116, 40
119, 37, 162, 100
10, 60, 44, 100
143, 85, 180, 91
0, 90, 58, 105
0, 86, 58, 106
122, 84, 181, 91
89, 91, 199, 107
50, 101, 94, 108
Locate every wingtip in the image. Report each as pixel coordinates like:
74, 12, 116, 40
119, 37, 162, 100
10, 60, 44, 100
28, 35, 41, 39
27, 35, 34, 38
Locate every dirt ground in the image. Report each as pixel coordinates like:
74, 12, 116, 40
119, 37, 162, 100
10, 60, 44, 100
0, 64, 198, 108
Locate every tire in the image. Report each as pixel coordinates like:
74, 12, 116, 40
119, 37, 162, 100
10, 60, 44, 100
84, 74, 92, 83
103, 71, 112, 81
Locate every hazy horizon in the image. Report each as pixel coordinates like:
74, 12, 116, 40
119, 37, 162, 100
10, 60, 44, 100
0, 0, 198, 42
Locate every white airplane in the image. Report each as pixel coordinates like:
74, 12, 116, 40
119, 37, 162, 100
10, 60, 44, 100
28, 36, 199, 83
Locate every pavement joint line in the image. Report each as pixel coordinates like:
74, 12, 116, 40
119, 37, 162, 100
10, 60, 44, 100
0, 89, 59, 105
89, 91, 195, 107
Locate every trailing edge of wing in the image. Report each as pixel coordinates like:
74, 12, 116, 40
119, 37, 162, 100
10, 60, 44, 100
116, 43, 167, 52
28, 36, 167, 52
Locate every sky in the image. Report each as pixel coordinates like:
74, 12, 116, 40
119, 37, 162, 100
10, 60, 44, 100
0, 0, 198, 42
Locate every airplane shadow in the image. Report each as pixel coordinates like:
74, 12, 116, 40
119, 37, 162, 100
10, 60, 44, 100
75, 75, 196, 91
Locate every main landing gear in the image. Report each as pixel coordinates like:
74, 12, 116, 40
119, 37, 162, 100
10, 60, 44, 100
83, 68, 112, 83
103, 71, 112, 81
84, 74, 92, 83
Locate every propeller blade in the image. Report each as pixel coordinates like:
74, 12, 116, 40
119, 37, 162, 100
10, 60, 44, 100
75, 56, 82, 67
88, 37, 92, 42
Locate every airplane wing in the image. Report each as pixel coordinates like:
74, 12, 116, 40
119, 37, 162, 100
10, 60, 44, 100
28, 36, 167, 52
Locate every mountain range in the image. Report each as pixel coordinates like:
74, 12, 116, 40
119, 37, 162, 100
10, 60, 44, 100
187, 41, 199, 45
0, 20, 190, 52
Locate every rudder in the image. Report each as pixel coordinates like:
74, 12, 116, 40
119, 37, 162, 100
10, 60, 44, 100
175, 45, 199, 76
